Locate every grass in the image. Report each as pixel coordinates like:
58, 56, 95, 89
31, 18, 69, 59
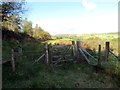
58, 38, 74, 41
2, 61, 119, 88
2, 33, 120, 88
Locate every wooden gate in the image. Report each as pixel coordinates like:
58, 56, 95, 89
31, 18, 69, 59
44, 41, 77, 66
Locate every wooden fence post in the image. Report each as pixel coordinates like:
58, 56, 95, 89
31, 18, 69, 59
72, 41, 75, 45
98, 44, 101, 65
76, 41, 90, 63
76, 41, 81, 49
76, 41, 80, 55
45, 43, 49, 65
48, 43, 53, 65
105, 42, 110, 62
76, 41, 82, 60
11, 49, 15, 71
72, 41, 75, 57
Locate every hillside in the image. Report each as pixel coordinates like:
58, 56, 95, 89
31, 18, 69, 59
2, 29, 50, 42
2, 31, 120, 88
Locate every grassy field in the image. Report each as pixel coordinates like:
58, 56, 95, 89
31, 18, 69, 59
51, 33, 118, 55
3, 61, 119, 88
2, 33, 120, 88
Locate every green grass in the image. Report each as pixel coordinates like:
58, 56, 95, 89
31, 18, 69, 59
58, 38, 75, 41
2, 61, 119, 88
2, 33, 120, 88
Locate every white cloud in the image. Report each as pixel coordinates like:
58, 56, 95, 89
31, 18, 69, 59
34, 13, 118, 35
82, 0, 97, 10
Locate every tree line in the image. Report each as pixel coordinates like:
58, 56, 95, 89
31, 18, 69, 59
1, 0, 51, 40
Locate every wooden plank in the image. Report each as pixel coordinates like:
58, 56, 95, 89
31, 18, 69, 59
58, 46, 71, 56
52, 54, 69, 64
33, 54, 45, 64
11, 49, 15, 71
0, 59, 11, 64
98, 45, 101, 65
44, 43, 49, 65
53, 56, 62, 58
105, 42, 110, 62
78, 48, 90, 63
81, 48, 97, 61
109, 51, 118, 59
61, 59, 73, 62
52, 59, 73, 64
62, 47, 71, 57
55, 47, 71, 54
53, 54, 71, 58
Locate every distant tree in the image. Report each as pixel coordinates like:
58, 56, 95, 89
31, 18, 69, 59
40, 31, 51, 40
34, 24, 39, 38
39, 27, 44, 32
33, 24, 51, 39
22, 19, 33, 36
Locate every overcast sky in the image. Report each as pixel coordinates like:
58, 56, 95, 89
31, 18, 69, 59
25, 0, 118, 35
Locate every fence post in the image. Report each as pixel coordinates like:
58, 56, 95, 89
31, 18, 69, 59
11, 49, 15, 71
105, 42, 110, 62
77, 41, 90, 63
45, 43, 49, 65
76, 41, 83, 61
76, 41, 81, 49
48, 43, 53, 65
98, 44, 101, 65
76, 41, 80, 56
72, 41, 75, 45
72, 41, 75, 57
